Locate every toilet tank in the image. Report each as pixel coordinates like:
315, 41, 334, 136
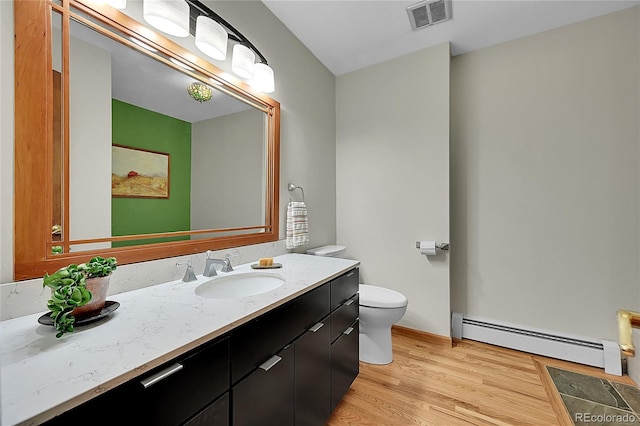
306, 245, 346, 258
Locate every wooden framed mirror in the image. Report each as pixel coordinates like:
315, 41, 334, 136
14, 0, 280, 280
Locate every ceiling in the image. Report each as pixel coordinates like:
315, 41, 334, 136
261, 0, 640, 76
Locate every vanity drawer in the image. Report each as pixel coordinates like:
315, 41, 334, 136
330, 294, 359, 343
42, 337, 229, 426
231, 283, 330, 383
292, 281, 331, 331
330, 268, 359, 311
136, 336, 230, 426
42, 379, 140, 425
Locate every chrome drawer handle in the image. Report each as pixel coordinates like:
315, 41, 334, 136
140, 363, 183, 388
344, 299, 355, 306
309, 322, 324, 333
346, 271, 355, 277
259, 355, 282, 372
343, 327, 354, 335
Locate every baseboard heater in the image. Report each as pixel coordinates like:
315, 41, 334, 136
451, 313, 622, 376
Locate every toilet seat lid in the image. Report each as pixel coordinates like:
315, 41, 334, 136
359, 284, 408, 309
306, 245, 346, 257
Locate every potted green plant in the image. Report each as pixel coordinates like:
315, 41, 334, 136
43, 256, 117, 338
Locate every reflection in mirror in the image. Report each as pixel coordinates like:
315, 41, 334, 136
51, 10, 64, 255
13, 0, 279, 279
62, 15, 267, 252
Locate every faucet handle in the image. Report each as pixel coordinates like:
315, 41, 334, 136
176, 261, 197, 282
222, 252, 235, 272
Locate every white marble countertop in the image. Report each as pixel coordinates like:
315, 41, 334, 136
0, 253, 360, 426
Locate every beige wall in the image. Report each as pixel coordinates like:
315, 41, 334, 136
68, 35, 112, 248
0, 0, 337, 319
191, 109, 265, 230
450, 7, 640, 341
42, 23, 112, 247
336, 43, 451, 336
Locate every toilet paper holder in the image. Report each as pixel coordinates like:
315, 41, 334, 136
415, 241, 450, 251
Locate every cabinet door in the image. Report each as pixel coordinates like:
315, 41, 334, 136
231, 284, 329, 384
330, 320, 359, 412
295, 317, 331, 426
232, 345, 294, 426
184, 392, 229, 426
330, 269, 359, 311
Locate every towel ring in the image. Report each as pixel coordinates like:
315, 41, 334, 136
288, 183, 305, 202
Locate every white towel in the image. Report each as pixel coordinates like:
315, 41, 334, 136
286, 201, 309, 249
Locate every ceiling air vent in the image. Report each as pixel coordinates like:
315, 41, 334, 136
407, 0, 452, 31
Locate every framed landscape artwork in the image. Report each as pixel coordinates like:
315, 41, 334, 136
112, 145, 170, 198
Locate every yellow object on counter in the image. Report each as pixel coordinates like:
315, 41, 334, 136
259, 258, 273, 267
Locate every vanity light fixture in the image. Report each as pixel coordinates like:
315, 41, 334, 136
231, 44, 255, 79
251, 63, 275, 94
195, 16, 228, 61
164, 0, 276, 93
187, 82, 213, 103
143, 0, 190, 38
142, 0, 276, 93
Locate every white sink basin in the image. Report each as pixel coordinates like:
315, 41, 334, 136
194, 272, 286, 299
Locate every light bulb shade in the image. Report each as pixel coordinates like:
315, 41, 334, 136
231, 44, 255, 79
107, 0, 127, 9
195, 16, 228, 61
143, 0, 190, 38
250, 63, 275, 93
187, 82, 213, 103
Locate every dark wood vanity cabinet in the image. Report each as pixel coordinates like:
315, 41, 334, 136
331, 268, 359, 310
184, 393, 230, 426
42, 268, 359, 426
330, 318, 359, 412
230, 283, 331, 383
294, 314, 332, 425
329, 271, 360, 412
231, 282, 331, 425
135, 336, 230, 426
42, 336, 230, 426
228, 266, 359, 426
232, 344, 295, 426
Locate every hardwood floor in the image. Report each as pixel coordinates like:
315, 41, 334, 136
326, 328, 637, 425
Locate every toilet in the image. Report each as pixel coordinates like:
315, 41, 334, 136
306, 245, 408, 365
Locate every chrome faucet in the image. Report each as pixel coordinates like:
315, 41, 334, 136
203, 251, 234, 277
176, 260, 197, 282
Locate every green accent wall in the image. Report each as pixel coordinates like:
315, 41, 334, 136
111, 99, 191, 246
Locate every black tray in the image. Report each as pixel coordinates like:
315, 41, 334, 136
250, 263, 282, 269
38, 300, 120, 326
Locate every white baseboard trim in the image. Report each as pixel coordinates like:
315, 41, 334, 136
451, 313, 621, 376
